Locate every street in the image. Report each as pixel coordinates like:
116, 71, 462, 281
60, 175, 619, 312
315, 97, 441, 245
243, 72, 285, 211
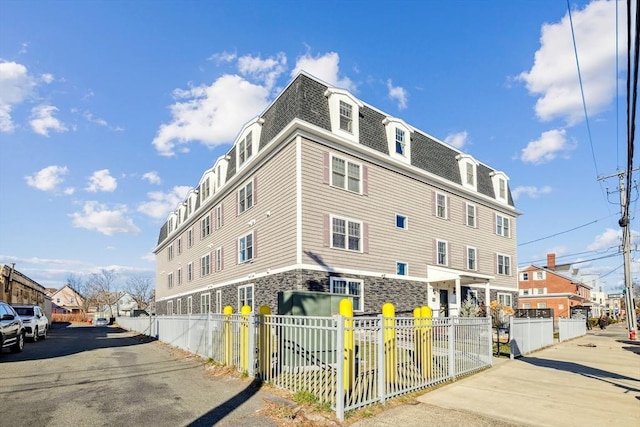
0, 323, 278, 427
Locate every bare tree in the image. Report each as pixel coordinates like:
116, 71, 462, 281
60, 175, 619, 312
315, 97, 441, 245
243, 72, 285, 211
125, 275, 154, 310
66, 273, 96, 314
87, 269, 120, 318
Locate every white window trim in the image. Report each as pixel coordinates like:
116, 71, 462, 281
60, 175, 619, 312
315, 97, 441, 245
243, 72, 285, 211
520, 272, 529, 281
497, 292, 513, 307
496, 253, 512, 276
238, 231, 254, 263
201, 293, 211, 313
238, 180, 254, 214
167, 272, 174, 289
167, 300, 173, 315
435, 192, 448, 219
329, 277, 364, 312
176, 298, 182, 315
187, 262, 193, 282
201, 215, 211, 239
330, 154, 362, 194
436, 239, 449, 266
466, 203, 476, 227
396, 261, 408, 276
216, 290, 222, 314
466, 246, 477, 271
534, 271, 545, 280
490, 171, 510, 204
187, 296, 193, 314
496, 214, 510, 238
330, 214, 363, 252
201, 254, 211, 276
395, 214, 408, 229
455, 154, 479, 191
215, 247, 223, 271
324, 88, 362, 144
238, 284, 255, 312
382, 117, 413, 164
235, 119, 264, 170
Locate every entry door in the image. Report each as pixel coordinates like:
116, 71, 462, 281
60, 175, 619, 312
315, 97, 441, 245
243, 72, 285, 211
439, 290, 449, 317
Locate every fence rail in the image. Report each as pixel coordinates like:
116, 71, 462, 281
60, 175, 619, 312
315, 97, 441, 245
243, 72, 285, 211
118, 314, 492, 420
558, 318, 587, 342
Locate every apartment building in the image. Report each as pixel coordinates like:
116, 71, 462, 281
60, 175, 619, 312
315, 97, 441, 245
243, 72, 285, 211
518, 253, 592, 319
154, 72, 520, 317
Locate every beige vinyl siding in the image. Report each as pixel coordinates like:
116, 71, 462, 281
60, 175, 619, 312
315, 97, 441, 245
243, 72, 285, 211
156, 141, 298, 300
301, 140, 517, 289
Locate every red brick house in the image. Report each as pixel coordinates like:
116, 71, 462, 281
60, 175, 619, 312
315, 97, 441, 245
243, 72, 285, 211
518, 253, 592, 319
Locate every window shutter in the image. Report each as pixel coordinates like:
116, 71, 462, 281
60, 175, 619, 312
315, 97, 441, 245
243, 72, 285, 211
363, 223, 369, 253
363, 166, 369, 195
446, 196, 450, 220
476, 249, 480, 271
221, 204, 224, 226
253, 176, 258, 205
323, 152, 330, 184
463, 202, 467, 226
433, 239, 437, 264
221, 247, 224, 270
476, 207, 479, 229
236, 192, 239, 216
323, 214, 330, 247
493, 212, 497, 235
210, 212, 214, 229
253, 230, 257, 258
432, 192, 436, 216
463, 246, 467, 269
447, 242, 451, 267
494, 253, 497, 274
236, 239, 238, 265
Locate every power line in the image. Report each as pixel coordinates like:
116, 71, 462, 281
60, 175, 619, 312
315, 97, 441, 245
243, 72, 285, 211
518, 219, 598, 246
518, 251, 620, 268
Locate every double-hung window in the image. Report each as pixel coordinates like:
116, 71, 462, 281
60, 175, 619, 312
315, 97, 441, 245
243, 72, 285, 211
187, 262, 193, 281
215, 247, 223, 271
339, 101, 352, 132
201, 177, 210, 200
466, 204, 476, 227
239, 181, 253, 213
177, 268, 182, 285
436, 193, 447, 219
239, 131, 253, 166
167, 272, 173, 289
238, 284, 254, 311
395, 128, 406, 156
201, 254, 211, 276
201, 216, 211, 238
498, 292, 512, 308
330, 277, 363, 311
167, 301, 173, 315
215, 205, 222, 229
201, 293, 211, 313
238, 232, 253, 263
437, 240, 448, 266
497, 254, 511, 275
187, 296, 193, 314
331, 155, 361, 193
177, 238, 182, 255
167, 244, 173, 261
466, 162, 475, 186
187, 229, 193, 247
496, 215, 510, 237
332, 216, 361, 251
467, 246, 477, 270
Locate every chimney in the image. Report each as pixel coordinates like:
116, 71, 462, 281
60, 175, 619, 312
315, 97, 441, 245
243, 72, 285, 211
547, 253, 556, 270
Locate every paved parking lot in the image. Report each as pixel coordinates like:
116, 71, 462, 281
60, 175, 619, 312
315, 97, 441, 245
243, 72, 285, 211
0, 323, 279, 427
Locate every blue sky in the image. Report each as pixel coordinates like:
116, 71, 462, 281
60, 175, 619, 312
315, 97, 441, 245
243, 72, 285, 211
0, 0, 637, 293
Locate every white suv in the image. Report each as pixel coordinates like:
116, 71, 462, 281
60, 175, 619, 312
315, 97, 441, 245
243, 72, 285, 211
12, 305, 48, 342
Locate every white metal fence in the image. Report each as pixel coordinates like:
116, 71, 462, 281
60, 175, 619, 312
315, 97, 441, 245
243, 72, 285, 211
509, 317, 554, 359
558, 318, 587, 342
118, 314, 492, 420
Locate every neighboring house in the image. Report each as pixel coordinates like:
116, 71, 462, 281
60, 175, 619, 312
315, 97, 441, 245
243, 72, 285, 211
154, 72, 521, 317
94, 291, 139, 318
50, 285, 85, 313
518, 253, 592, 319
0, 263, 51, 321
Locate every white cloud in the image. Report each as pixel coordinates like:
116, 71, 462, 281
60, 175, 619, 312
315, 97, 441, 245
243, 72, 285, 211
137, 186, 191, 219
291, 52, 356, 92
30, 105, 67, 136
0, 60, 36, 132
587, 228, 621, 251
142, 171, 162, 185
386, 79, 408, 110
83, 111, 107, 126
238, 52, 287, 89
25, 165, 69, 192
70, 201, 140, 236
444, 131, 469, 149
520, 129, 576, 164
208, 51, 237, 64
152, 74, 271, 156
518, 1, 622, 125
511, 185, 553, 200
41, 73, 54, 84
86, 169, 117, 193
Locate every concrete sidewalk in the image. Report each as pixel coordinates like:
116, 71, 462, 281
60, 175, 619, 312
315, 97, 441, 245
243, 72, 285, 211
350, 322, 640, 427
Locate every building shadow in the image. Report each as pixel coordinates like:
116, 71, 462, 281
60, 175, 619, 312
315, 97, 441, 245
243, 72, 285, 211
186, 379, 263, 426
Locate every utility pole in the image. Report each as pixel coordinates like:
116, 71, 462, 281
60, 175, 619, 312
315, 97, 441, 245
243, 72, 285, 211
599, 169, 638, 340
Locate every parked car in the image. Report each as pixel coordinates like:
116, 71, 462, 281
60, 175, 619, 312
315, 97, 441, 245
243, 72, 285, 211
0, 301, 25, 353
12, 304, 48, 342
95, 318, 109, 326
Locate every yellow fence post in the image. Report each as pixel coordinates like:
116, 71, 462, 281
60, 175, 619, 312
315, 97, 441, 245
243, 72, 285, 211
420, 305, 433, 378
240, 305, 252, 372
382, 302, 396, 385
340, 298, 354, 392
258, 305, 271, 378
223, 305, 234, 366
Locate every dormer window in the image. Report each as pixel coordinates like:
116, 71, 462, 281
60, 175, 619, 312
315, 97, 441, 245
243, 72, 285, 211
200, 177, 210, 200
395, 128, 406, 156
490, 171, 510, 204
239, 131, 252, 166
325, 88, 362, 143
456, 154, 478, 191
383, 117, 413, 163
339, 101, 353, 133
